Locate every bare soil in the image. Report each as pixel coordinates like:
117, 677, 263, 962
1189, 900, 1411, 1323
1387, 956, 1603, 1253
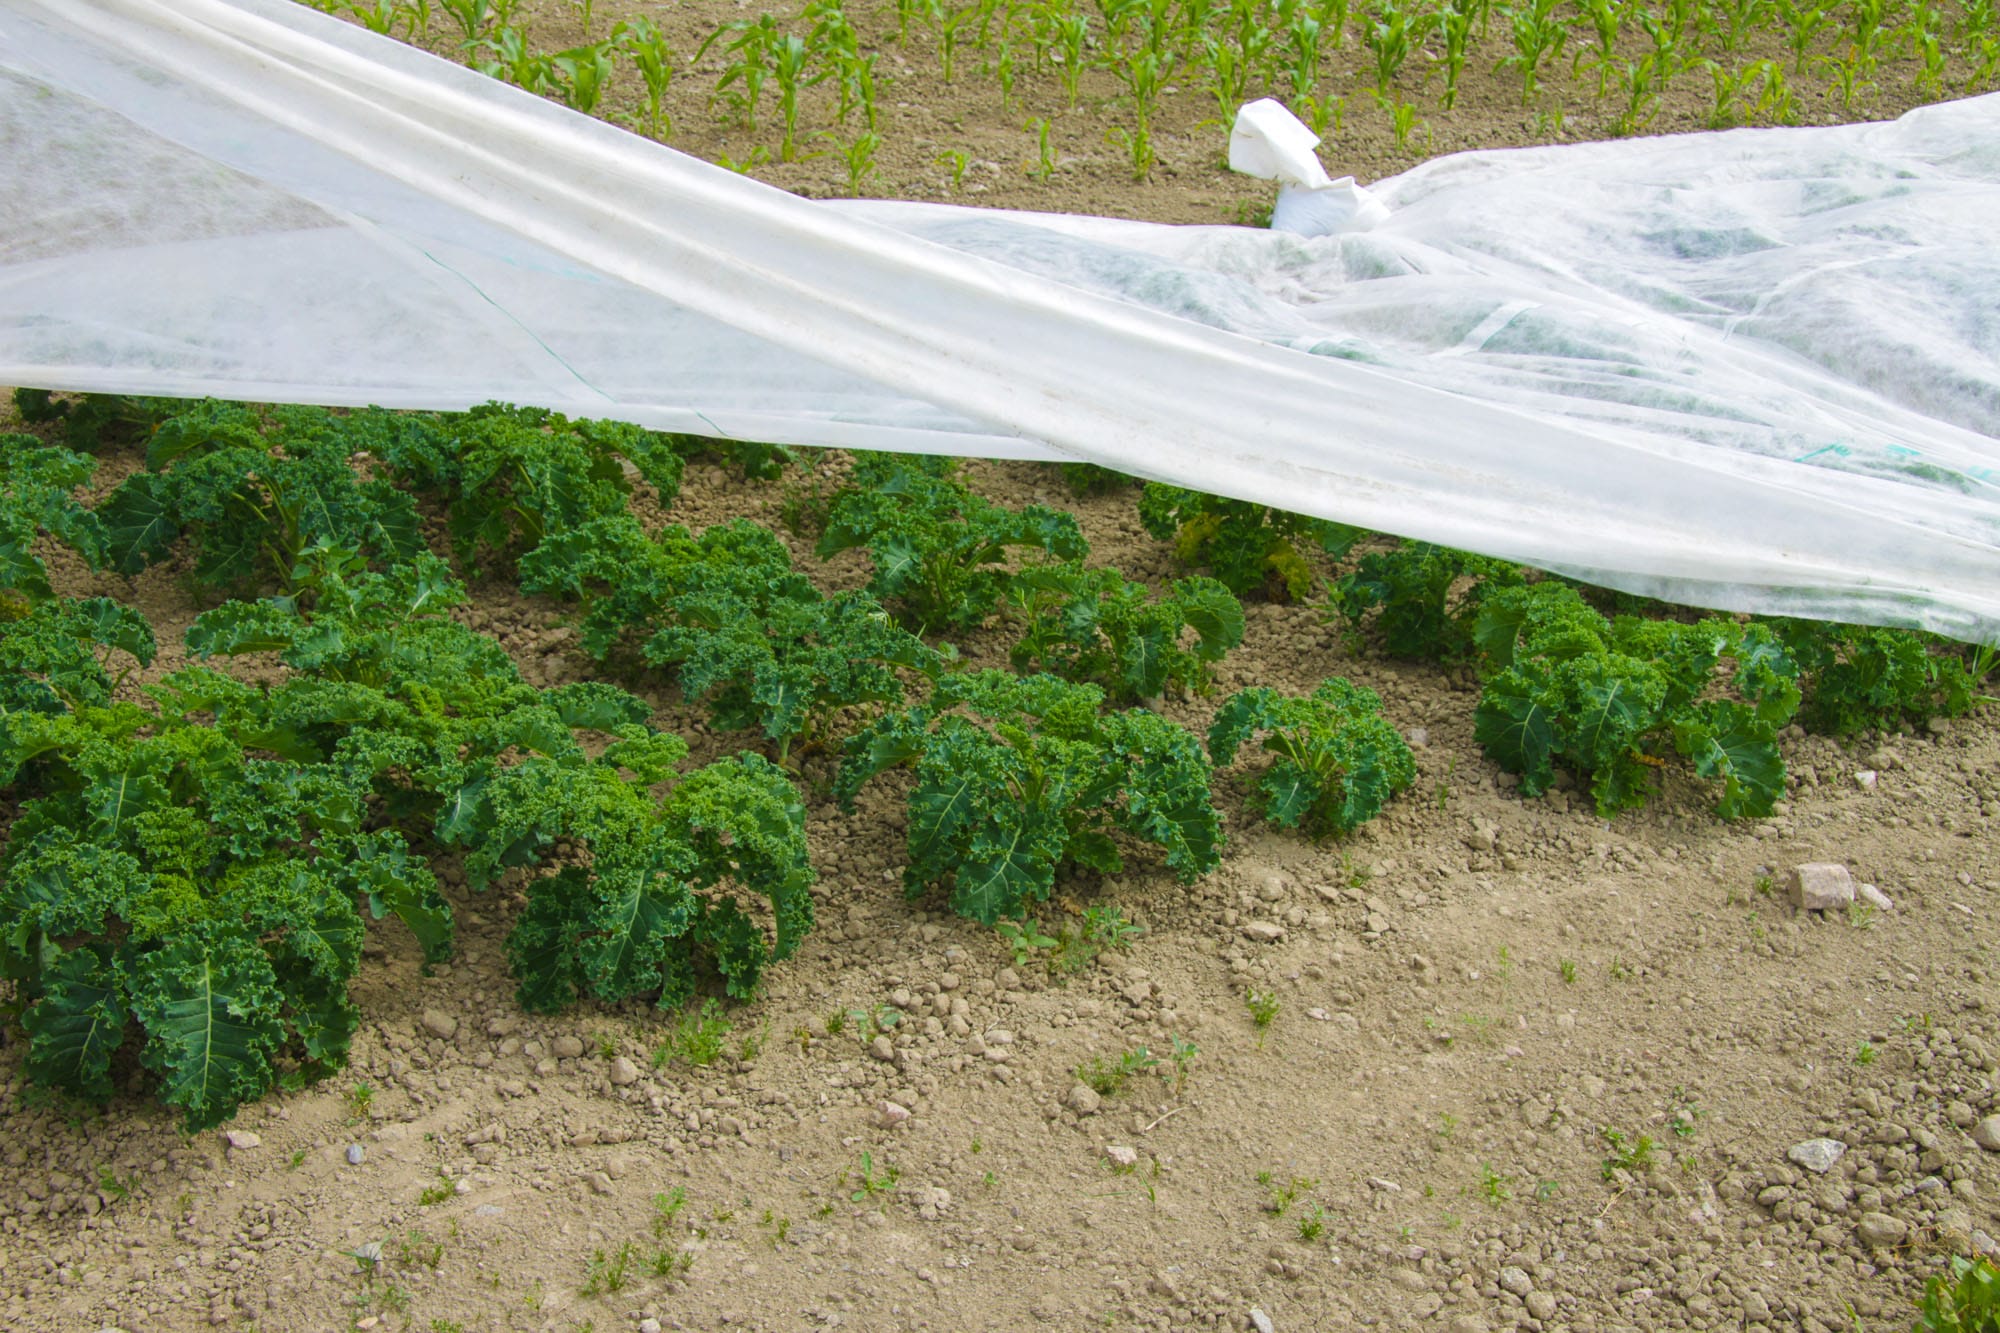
3, 7, 1998, 1333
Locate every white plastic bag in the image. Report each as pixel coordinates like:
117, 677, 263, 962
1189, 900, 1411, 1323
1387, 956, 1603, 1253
2, 1, 1996, 639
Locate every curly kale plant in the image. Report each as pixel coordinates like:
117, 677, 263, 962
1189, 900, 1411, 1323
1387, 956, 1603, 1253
1324, 541, 1525, 660
1472, 583, 1801, 819
816, 454, 1088, 633
0, 600, 446, 1129
0, 438, 106, 615
488, 747, 816, 1012
92, 403, 421, 594
1007, 563, 1243, 703
11, 389, 177, 451
523, 515, 939, 764
1208, 679, 1416, 836
836, 672, 1221, 924
1138, 483, 1359, 603
1763, 618, 1992, 736
364, 402, 687, 572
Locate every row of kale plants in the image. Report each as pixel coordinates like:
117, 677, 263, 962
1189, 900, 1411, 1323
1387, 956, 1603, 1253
0, 391, 1989, 1128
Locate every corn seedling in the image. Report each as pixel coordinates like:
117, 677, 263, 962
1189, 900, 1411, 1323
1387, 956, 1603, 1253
470, 26, 555, 95
839, 130, 881, 193
615, 17, 676, 139
549, 41, 616, 114
1027, 116, 1057, 179
1365, 0, 1434, 94
1437, 0, 1477, 106
704, 15, 782, 129
1497, 0, 1568, 102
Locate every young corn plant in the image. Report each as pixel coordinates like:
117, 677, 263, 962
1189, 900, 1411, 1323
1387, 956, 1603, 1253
1364, 0, 1436, 96
703, 14, 783, 130
549, 41, 616, 114
1574, 0, 1625, 95
1778, 0, 1832, 71
1437, 0, 1478, 107
615, 17, 677, 139
770, 34, 828, 161
470, 25, 555, 95
1497, 0, 1569, 103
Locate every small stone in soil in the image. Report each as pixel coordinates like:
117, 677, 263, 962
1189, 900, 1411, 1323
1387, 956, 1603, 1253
345, 1145, 365, 1166
1788, 1138, 1847, 1173
1972, 1116, 2000, 1152
1104, 1144, 1139, 1168
420, 1008, 458, 1040
1249, 1309, 1276, 1333
1788, 863, 1854, 912
221, 1130, 261, 1151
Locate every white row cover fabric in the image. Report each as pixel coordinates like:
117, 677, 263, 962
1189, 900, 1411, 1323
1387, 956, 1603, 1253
3, 0, 1997, 640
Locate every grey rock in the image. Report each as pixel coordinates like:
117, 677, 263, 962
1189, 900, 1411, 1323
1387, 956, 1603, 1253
1947, 1101, 1976, 1128
607, 1056, 640, 1086
1242, 921, 1285, 943
1856, 1212, 1908, 1248
1858, 883, 1894, 912
640, 1321, 663, 1333
420, 1008, 458, 1040
1447, 1317, 1489, 1333
1854, 769, 1879, 790
551, 1034, 585, 1059
1104, 1144, 1139, 1168
869, 1035, 896, 1062
1787, 1138, 1847, 1174
345, 1144, 366, 1166
1973, 1230, 1999, 1259
1788, 863, 1855, 912
585, 1171, 615, 1196
1498, 1265, 1533, 1297
1973, 1116, 2000, 1151
876, 1100, 911, 1129
1065, 1083, 1102, 1116
221, 1129, 261, 1151
1248, 1309, 1275, 1333
1525, 1292, 1558, 1321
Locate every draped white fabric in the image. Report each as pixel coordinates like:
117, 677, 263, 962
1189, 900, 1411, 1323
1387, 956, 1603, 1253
3, 0, 1996, 638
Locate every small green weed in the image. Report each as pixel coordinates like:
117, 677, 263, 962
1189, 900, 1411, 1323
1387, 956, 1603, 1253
652, 998, 731, 1068
1075, 1048, 1157, 1097
95, 1166, 132, 1201
1256, 1171, 1317, 1216
1558, 958, 1578, 985
1297, 1203, 1327, 1241
1245, 988, 1280, 1037
398, 1230, 444, 1269
1477, 1163, 1513, 1204
418, 1172, 455, 1206
1855, 1041, 1878, 1066
1600, 1128, 1657, 1180
649, 1245, 693, 1280
848, 1152, 899, 1203
1165, 1034, 1199, 1098
580, 1241, 637, 1297
344, 1081, 375, 1123
652, 1187, 686, 1239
